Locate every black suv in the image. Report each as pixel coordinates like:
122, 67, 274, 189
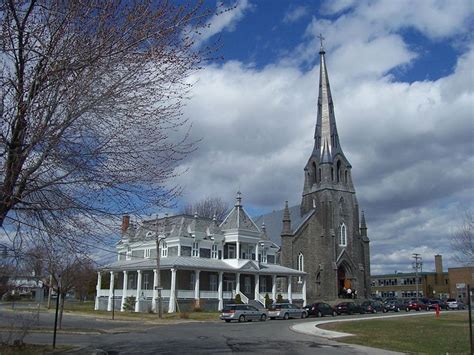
304, 302, 337, 317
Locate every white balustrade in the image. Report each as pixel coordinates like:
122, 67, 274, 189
223, 291, 233, 300
236, 291, 249, 304
200, 291, 218, 299
255, 292, 266, 307
177, 290, 195, 299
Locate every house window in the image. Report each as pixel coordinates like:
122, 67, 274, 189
161, 242, 168, 257
143, 273, 150, 290
126, 246, 131, 260
144, 249, 151, 259
192, 242, 199, 257
297, 252, 304, 282
210, 274, 217, 291
261, 248, 267, 263
211, 244, 218, 259
339, 223, 347, 246
227, 244, 236, 259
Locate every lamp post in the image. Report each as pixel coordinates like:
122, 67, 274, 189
154, 213, 168, 319
52, 275, 61, 349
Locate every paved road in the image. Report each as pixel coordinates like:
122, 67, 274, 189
0, 305, 411, 354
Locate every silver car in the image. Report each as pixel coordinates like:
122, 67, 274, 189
220, 304, 268, 322
268, 303, 307, 320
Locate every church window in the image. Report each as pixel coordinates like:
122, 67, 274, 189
192, 242, 199, 257
339, 224, 347, 246
331, 168, 334, 181
297, 252, 304, 282
345, 170, 348, 183
318, 168, 321, 182
312, 162, 317, 183
336, 160, 341, 182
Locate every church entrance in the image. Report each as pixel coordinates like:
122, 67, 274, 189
337, 266, 351, 298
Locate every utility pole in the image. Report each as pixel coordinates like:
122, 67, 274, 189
53, 275, 61, 349
412, 253, 422, 301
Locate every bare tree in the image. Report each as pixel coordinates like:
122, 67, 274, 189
451, 212, 474, 265
181, 196, 230, 221
0, 1, 214, 246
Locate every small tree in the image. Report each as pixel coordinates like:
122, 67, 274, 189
264, 293, 271, 308
181, 197, 230, 221
122, 296, 136, 312
234, 294, 242, 304
451, 212, 474, 265
276, 294, 283, 303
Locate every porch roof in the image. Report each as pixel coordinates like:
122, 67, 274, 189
102, 256, 306, 276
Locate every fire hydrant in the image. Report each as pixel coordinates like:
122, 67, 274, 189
435, 304, 440, 318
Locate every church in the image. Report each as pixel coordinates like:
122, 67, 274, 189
255, 41, 371, 301
95, 42, 370, 312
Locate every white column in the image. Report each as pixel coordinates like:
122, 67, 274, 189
168, 268, 177, 313
255, 243, 259, 262
236, 273, 241, 294
135, 270, 142, 312
287, 276, 293, 304
121, 271, 128, 311
194, 270, 200, 306
272, 275, 277, 302
302, 276, 307, 307
152, 269, 158, 312
218, 271, 223, 311
107, 271, 114, 311
236, 242, 240, 259
254, 274, 260, 301
95, 272, 102, 310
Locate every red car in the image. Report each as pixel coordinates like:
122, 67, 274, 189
405, 300, 423, 312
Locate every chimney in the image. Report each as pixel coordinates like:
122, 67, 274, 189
434, 254, 443, 273
121, 215, 130, 234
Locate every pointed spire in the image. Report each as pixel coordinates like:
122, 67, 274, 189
261, 221, 268, 240
313, 37, 344, 162
281, 201, 292, 236
235, 191, 242, 207
360, 210, 367, 229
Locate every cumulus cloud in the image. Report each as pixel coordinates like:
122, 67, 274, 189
175, 1, 474, 273
193, 0, 252, 47
283, 5, 309, 24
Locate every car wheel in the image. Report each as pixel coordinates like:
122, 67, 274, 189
317, 311, 322, 318
416, 307, 420, 311
260, 314, 267, 321
283, 313, 289, 320
373, 309, 377, 314
383, 309, 388, 313
225, 320, 231, 323
238, 315, 245, 323
406, 307, 409, 312
332, 310, 337, 317
396, 307, 400, 312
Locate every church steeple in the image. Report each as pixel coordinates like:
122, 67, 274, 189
301, 36, 354, 215
313, 34, 344, 163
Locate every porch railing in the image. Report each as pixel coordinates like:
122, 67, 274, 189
255, 292, 265, 307
236, 291, 249, 304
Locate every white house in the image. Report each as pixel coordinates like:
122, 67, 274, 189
95, 193, 307, 313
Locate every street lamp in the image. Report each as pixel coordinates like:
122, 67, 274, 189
154, 213, 168, 318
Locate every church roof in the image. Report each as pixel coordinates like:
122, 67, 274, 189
254, 205, 314, 246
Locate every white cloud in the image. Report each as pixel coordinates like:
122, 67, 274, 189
193, 0, 252, 48
283, 6, 309, 24
175, 1, 474, 273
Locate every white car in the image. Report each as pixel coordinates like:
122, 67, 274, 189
446, 298, 465, 310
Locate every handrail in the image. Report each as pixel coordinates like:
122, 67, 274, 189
255, 292, 265, 307
236, 291, 249, 304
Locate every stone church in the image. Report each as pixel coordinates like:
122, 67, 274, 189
255, 43, 371, 301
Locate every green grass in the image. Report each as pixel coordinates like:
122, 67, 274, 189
320, 312, 472, 354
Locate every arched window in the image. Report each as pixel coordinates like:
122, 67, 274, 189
331, 167, 334, 181
318, 168, 322, 182
297, 252, 304, 282
345, 170, 348, 183
339, 223, 347, 246
312, 162, 317, 183
336, 160, 341, 182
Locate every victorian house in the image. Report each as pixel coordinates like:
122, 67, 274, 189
95, 193, 306, 313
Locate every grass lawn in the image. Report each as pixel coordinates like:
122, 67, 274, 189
320, 312, 472, 354
3, 300, 220, 322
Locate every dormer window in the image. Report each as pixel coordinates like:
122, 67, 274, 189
211, 244, 218, 259
192, 242, 199, 257
339, 223, 347, 247
145, 249, 151, 258
126, 246, 131, 260
261, 248, 267, 263
161, 242, 168, 257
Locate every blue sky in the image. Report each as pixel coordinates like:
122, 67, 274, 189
170, 0, 474, 274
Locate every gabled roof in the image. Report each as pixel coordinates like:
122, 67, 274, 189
220, 192, 260, 233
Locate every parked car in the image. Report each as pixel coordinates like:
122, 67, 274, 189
405, 300, 424, 312
361, 300, 384, 313
383, 299, 406, 312
268, 303, 307, 320
220, 304, 268, 323
425, 299, 448, 311
335, 302, 364, 315
304, 302, 337, 317
446, 298, 465, 310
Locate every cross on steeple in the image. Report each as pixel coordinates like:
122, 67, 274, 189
317, 33, 325, 52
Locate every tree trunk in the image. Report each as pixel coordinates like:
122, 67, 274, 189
58, 293, 65, 329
